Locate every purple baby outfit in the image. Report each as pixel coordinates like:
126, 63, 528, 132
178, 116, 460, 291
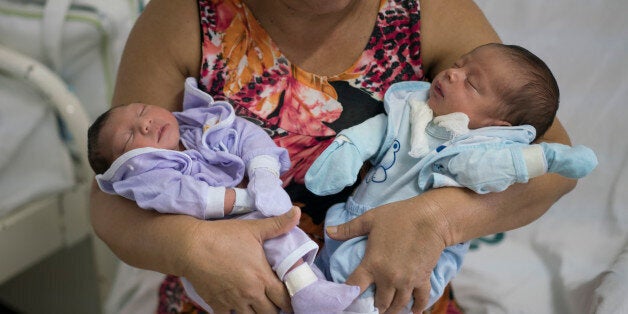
96, 79, 319, 302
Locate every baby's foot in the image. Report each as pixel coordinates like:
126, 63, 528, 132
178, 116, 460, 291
291, 279, 360, 314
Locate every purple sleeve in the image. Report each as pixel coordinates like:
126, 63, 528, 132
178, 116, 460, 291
110, 169, 226, 219
97, 150, 227, 219
234, 117, 291, 173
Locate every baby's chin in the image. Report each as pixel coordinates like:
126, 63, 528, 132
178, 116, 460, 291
426, 98, 450, 118
426, 97, 436, 112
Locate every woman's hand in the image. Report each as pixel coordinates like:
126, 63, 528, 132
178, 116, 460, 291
327, 197, 449, 314
180, 207, 302, 314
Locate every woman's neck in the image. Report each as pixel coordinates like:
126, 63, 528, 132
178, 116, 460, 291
243, 0, 380, 76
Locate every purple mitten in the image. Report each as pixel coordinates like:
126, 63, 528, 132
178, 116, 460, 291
247, 167, 292, 216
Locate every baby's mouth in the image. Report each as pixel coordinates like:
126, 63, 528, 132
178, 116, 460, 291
158, 124, 167, 142
434, 81, 444, 98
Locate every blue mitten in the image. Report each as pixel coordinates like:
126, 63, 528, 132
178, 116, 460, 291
247, 167, 292, 216
305, 114, 388, 196
305, 137, 363, 196
541, 142, 598, 178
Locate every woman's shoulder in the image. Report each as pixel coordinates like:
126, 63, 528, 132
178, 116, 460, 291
112, 0, 201, 111
418, 0, 500, 78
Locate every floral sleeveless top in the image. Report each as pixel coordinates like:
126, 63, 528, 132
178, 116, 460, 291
196, 0, 425, 223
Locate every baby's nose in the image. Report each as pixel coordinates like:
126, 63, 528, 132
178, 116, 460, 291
140, 118, 152, 134
447, 68, 461, 81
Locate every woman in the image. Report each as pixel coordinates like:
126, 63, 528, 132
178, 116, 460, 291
90, 0, 575, 313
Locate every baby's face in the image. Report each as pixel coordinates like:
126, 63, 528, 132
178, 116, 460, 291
100, 103, 180, 161
427, 45, 513, 128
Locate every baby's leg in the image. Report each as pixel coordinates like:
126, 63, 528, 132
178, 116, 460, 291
286, 262, 360, 314
328, 237, 469, 313
243, 209, 359, 313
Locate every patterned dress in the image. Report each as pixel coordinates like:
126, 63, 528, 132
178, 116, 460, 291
158, 0, 461, 312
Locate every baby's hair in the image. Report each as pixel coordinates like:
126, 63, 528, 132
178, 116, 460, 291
87, 107, 116, 174
488, 43, 560, 140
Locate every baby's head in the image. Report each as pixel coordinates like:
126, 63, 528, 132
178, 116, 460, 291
88, 103, 180, 174
428, 43, 559, 140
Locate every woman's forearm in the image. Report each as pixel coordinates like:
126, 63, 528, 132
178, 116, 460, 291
90, 180, 199, 276
91, 179, 300, 311
418, 174, 576, 247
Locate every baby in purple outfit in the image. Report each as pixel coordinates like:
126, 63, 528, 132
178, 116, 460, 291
88, 77, 358, 314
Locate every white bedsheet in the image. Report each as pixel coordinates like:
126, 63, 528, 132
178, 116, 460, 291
0, 74, 74, 217
0, 0, 136, 216
453, 1, 628, 313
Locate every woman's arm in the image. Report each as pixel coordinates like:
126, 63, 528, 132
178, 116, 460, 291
91, 0, 296, 312
328, 1, 577, 313
91, 183, 298, 312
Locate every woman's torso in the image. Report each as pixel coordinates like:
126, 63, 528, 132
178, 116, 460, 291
196, 0, 425, 223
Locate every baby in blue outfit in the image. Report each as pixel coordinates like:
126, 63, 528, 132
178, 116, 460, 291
305, 43, 598, 313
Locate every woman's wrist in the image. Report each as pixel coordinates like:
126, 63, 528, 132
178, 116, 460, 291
405, 191, 455, 248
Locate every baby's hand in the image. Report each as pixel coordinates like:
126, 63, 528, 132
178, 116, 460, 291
541, 142, 598, 178
247, 168, 292, 216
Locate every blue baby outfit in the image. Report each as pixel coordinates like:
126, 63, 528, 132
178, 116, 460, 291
309, 82, 473, 312
306, 81, 597, 313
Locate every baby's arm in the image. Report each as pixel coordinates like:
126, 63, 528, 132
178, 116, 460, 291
305, 113, 388, 196
419, 142, 598, 194
233, 117, 293, 216
97, 167, 254, 219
